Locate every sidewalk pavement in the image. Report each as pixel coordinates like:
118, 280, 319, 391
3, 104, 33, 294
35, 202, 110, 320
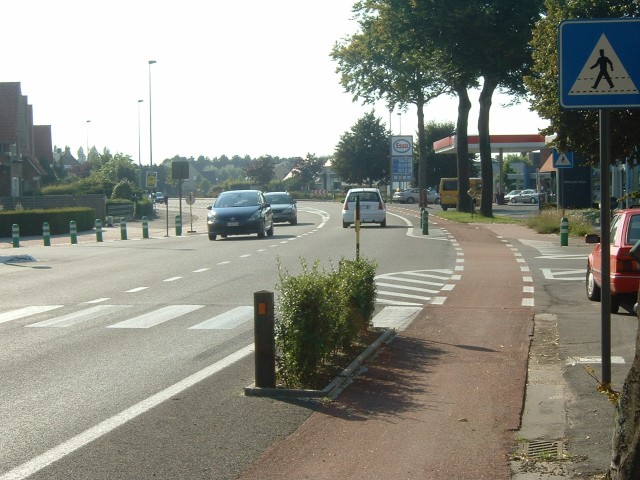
0, 213, 189, 251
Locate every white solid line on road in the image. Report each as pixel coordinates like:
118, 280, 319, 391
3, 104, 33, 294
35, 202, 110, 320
566, 356, 626, 366
522, 298, 535, 307
0, 344, 254, 480
189, 306, 253, 330
107, 305, 204, 329
0, 306, 63, 324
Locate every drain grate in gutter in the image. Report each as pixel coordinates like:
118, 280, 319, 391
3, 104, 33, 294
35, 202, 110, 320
520, 440, 566, 459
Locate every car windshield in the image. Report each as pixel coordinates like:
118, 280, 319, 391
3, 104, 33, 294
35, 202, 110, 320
265, 194, 291, 204
214, 192, 259, 208
627, 215, 640, 245
348, 192, 380, 202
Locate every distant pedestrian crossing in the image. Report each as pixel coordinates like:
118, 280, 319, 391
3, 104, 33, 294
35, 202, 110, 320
2, 304, 255, 331
0, 302, 427, 333
375, 269, 457, 306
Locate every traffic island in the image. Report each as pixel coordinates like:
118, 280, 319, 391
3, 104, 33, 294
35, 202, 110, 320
244, 328, 396, 399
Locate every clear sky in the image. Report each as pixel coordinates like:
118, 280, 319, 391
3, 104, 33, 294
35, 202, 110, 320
3, 1, 548, 164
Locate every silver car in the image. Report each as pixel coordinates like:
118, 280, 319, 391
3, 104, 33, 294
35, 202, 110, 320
510, 189, 541, 204
392, 188, 440, 204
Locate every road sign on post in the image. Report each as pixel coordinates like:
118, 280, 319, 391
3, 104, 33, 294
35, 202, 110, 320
557, 18, 640, 385
559, 18, 640, 109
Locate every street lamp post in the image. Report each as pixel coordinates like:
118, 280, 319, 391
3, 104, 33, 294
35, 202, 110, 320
397, 112, 402, 135
137, 100, 143, 166
148, 60, 156, 167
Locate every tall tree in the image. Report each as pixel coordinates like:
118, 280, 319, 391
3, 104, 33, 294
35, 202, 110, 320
419, 121, 459, 187
332, 1, 448, 195
333, 112, 389, 186
410, 0, 542, 215
244, 156, 275, 189
291, 153, 324, 191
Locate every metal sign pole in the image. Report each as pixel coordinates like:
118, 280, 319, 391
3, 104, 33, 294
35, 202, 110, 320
600, 109, 612, 386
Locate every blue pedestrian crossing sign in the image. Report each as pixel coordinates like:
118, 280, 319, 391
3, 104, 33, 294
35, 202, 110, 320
553, 151, 574, 169
559, 18, 640, 109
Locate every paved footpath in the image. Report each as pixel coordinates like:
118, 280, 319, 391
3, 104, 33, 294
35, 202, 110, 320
239, 219, 538, 480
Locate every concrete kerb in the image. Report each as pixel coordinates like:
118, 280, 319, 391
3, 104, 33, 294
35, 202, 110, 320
244, 328, 397, 399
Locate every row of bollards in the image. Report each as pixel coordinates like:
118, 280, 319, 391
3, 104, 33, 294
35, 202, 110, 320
11, 215, 183, 248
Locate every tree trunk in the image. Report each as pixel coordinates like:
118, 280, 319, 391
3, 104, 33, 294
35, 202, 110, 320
478, 76, 497, 217
454, 84, 472, 213
607, 310, 640, 479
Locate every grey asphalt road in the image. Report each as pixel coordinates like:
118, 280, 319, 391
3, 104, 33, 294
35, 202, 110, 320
0, 200, 459, 479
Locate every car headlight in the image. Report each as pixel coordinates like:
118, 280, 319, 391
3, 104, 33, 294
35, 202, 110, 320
247, 210, 261, 221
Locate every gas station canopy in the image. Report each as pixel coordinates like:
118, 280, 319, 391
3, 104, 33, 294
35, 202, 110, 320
433, 134, 549, 154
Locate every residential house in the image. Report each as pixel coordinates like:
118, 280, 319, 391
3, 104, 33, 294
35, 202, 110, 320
0, 82, 50, 196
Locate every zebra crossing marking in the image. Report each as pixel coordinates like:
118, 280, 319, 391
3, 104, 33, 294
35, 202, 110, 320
27, 305, 132, 328
0, 305, 63, 324
189, 306, 253, 330
107, 305, 204, 329
375, 269, 456, 306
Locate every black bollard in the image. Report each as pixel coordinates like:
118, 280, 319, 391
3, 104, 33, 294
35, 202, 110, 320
254, 291, 275, 388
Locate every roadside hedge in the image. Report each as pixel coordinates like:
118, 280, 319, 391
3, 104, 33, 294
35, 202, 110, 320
275, 257, 378, 389
0, 207, 95, 237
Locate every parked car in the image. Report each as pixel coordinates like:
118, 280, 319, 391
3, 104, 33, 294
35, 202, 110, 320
264, 191, 297, 225
392, 188, 440, 205
206, 190, 274, 240
509, 189, 541, 204
503, 190, 522, 203
154, 192, 164, 203
585, 209, 640, 312
342, 188, 386, 228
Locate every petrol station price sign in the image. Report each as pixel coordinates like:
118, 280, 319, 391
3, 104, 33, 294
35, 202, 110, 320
390, 136, 413, 182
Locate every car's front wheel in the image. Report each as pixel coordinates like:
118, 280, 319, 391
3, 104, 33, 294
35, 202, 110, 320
257, 221, 266, 238
342, 221, 350, 228
586, 267, 601, 301
511, 198, 517, 204
290, 216, 297, 225
530, 197, 537, 204
380, 219, 386, 227
267, 221, 274, 237
407, 197, 415, 204
208, 233, 217, 241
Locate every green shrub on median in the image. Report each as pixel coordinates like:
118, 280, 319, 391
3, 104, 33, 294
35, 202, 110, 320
0, 207, 95, 237
274, 257, 378, 389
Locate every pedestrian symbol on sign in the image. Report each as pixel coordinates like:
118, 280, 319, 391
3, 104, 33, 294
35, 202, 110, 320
590, 49, 614, 89
570, 34, 638, 96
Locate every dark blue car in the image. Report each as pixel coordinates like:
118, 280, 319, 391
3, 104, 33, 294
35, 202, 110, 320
207, 190, 274, 241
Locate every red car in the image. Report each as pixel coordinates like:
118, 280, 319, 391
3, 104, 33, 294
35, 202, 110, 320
586, 209, 640, 312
